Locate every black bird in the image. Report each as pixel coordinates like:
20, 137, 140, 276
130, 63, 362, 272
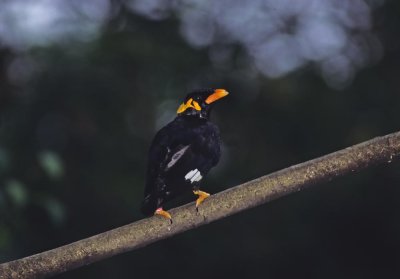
141, 88, 229, 221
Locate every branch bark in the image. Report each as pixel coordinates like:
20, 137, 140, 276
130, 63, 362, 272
1, 131, 400, 279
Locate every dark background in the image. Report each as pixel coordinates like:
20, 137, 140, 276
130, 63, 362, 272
1, 0, 400, 278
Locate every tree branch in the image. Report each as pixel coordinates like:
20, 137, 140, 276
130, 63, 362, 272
1, 131, 400, 279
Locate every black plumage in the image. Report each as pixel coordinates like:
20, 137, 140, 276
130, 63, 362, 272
141, 88, 228, 218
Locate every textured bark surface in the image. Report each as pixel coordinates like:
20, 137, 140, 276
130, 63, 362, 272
1, 131, 400, 279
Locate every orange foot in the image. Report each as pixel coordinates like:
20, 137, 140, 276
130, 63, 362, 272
193, 190, 210, 209
154, 207, 172, 223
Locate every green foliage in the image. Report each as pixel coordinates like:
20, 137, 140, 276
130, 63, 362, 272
5, 179, 28, 208
38, 151, 64, 180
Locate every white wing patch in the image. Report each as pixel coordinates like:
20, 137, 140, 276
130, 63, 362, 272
185, 169, 203, 183
166, 145, 190, 169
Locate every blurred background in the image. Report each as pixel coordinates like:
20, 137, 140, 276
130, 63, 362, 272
1, 0, 400, 278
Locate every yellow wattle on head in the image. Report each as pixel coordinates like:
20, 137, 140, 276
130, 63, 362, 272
177, 98, 202, 114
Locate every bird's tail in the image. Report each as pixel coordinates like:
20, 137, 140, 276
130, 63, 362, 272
140, 194, 158, 216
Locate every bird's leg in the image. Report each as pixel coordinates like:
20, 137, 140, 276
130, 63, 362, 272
154, 207, 172, 223
193, 190, 210, 210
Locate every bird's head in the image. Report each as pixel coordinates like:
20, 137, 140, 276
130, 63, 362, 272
176, 88, 229, 119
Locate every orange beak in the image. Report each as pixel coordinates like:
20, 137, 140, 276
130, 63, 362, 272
205, 89, 229, 104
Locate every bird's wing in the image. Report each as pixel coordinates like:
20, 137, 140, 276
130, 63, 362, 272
165, 145, 190, 170
144, 124, 193, 196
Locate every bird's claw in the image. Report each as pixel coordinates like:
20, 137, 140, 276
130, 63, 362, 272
154, 208, 173, 224
193, 190, 210, 209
